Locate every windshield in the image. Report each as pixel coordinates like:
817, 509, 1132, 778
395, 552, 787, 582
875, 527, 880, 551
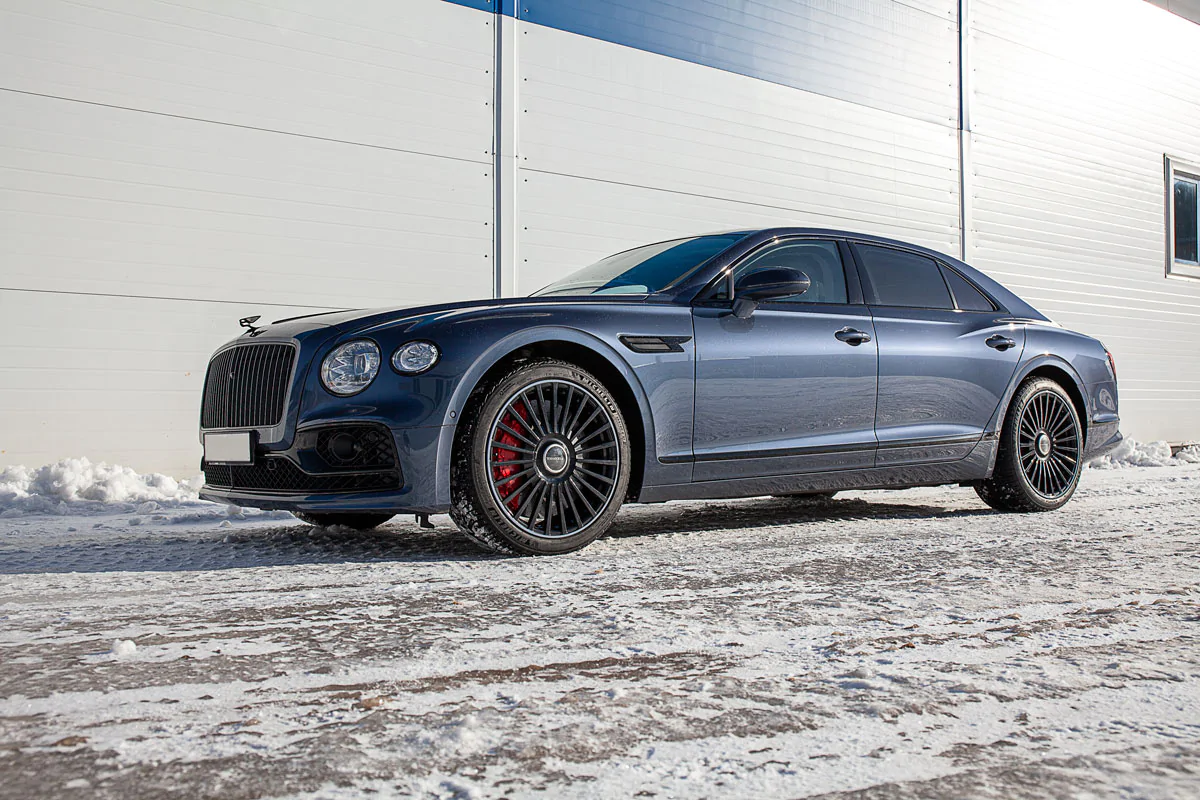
532, 234, 746, 297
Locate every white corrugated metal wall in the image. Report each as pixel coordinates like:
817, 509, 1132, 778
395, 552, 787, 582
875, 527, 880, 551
0, 0, 495, 475
0, 0, 1197, 476
508, 0, 963, 295
968, 0, 1200, 441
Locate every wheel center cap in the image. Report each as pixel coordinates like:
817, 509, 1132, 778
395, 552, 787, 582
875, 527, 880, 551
541, 442, 569, 475
1036, 433, 1052, 457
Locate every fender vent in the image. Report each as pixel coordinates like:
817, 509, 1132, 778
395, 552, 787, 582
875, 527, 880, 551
619, 335, 691, 354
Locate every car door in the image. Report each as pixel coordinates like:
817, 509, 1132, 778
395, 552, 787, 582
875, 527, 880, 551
691, 238, 879, 481
850, 242, 1026, 466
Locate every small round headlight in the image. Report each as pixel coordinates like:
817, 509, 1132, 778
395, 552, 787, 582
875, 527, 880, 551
392, 341, 440, 374
320, 340, 380, 396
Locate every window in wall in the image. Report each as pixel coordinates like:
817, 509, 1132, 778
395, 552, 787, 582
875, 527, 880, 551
1167, 156, 1200, 279
855, 245, 954, 309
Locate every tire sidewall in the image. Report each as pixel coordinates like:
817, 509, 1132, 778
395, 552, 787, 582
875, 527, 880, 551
464, 361, 632, 555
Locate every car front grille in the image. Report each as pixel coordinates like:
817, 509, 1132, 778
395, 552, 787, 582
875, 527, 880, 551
203, 458, 401, 494
201, 343, 296, 429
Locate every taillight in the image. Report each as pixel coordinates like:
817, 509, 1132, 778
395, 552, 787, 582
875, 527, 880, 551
1105, 349, 1117, 380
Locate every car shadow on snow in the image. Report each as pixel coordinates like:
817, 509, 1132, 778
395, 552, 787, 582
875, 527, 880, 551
0, 495, 993, 575
605, 494, 993, 539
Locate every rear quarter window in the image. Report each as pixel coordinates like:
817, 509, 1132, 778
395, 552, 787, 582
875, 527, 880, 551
940, 266, 996, 311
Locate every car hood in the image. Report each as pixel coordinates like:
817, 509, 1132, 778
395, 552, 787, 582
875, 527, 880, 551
251, 295, 648, 340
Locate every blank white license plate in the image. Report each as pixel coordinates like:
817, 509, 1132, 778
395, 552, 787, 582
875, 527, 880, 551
204, 432, 253, 464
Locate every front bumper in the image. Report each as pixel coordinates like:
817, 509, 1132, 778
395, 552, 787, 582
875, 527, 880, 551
198, 485, 425, 514
199, 421, 453, 514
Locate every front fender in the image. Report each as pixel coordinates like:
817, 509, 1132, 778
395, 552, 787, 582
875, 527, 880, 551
440, 326, 651, 427
431, 326, 665, 509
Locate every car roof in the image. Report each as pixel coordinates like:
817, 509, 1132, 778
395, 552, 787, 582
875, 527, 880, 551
700, 227, 959, 262
686, 227, 1048, 321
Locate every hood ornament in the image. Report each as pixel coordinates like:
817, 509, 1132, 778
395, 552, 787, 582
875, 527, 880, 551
239, 315, 266, 337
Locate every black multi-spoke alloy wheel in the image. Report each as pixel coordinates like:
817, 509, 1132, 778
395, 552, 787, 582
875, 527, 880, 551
293, 512, 395, 530
450, 360, 632, 555
976, 377, 1083, 512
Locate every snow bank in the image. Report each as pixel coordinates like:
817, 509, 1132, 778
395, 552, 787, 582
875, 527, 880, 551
0, 458, 202, 517
1088, 439, 1199, 469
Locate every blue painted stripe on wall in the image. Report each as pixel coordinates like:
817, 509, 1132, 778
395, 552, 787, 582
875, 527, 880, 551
442, 0, 957, 125
518, 0, 899, 106
444, 0, 496, 12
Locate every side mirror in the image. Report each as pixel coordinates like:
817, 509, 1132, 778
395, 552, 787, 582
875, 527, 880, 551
731, 267, 810, 318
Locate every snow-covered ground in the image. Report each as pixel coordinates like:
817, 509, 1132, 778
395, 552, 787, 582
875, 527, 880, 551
1, 453, 1198, 799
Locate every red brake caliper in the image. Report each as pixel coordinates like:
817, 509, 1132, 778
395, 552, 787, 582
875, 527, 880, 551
493, 402, 531, 512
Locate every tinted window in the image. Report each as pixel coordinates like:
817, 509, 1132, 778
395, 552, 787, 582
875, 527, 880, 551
730, 240, 848, 304
1176, 177, 1198, 263
857, 245, 953, 309
533, 234, 745, 296
941, 266, 995, 311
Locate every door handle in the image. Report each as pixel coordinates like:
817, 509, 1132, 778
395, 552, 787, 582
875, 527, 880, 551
986, 334, 1017, 351
835, 327, 872, 346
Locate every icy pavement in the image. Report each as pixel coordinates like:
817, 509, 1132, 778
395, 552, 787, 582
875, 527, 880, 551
1, 467, 1198, 799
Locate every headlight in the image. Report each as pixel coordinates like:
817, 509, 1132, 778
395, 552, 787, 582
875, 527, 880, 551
392, 341, 440, 374
320, 340, 380, 396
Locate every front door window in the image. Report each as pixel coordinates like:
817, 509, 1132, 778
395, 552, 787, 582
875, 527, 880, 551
729, 240, 849, 304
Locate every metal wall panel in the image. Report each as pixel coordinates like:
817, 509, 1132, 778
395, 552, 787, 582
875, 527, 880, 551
0, 0, 494, 160
517, 0, 959, 127
0, 91, 494, 308
894, 0, 956, 19
970, 0, 1200, 441
0, 291, 328, 476
512, 20, 962, 294
1145, 0, 1200, 26
0, 0, 495, 472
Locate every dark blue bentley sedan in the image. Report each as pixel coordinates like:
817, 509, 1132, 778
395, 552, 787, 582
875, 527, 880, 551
198, 228, 1122, 555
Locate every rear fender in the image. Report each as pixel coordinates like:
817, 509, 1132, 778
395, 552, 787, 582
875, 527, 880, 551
990, 353, 1089, 443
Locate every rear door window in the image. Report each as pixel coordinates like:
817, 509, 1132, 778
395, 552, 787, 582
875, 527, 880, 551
855, 245, 954, 309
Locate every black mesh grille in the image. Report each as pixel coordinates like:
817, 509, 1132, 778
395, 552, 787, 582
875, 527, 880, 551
313, 426, 397, 470
203, 458, 400, 494
201, 344, 295, 429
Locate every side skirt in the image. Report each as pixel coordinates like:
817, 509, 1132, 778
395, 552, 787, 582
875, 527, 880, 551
637, 438, 997, 503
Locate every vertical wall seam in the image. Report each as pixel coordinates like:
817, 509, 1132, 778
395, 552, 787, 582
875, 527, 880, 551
492, 12, 521, 296
492, 12, 503, 298
490, 9, 519, 297
958, 0, 973, 263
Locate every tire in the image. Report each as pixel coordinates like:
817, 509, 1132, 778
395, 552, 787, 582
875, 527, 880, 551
293, 512, 395, 530
976, 377, 1083, 512
450, 359, 632, 555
